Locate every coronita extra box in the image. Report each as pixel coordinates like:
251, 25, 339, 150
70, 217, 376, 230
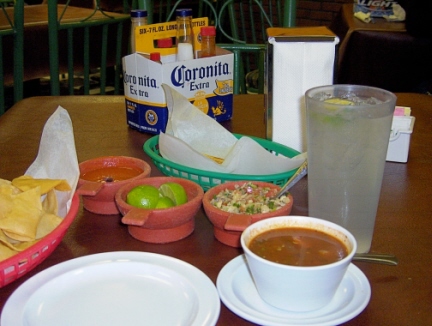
123, 19, 234, 134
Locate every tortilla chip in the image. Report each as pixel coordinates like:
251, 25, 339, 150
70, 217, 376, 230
0, 181, 21, 218
36, 212, 62, 239
203, 154, 225, 164
0, 242, 18, 260
0, 178, 12, 187
0, 187, 42, 242
0, 230, 21, 251
0, 193, 15, 219
0, 230, 38, 253
0, 175, 68, 263
12, 240, 38, 251
12, 175, 71, 194
42, 189, 58, 215
0, 179, 19, 193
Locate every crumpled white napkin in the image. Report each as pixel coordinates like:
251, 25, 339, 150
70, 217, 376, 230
25, 107, 79, 217
159, 84, 305, 175
383, 4, 406, 21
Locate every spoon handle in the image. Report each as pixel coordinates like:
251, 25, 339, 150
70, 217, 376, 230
353, 253, 398, 266
273, 160, 308, 199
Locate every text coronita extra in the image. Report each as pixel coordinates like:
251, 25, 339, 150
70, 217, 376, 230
170, 62, 230, 87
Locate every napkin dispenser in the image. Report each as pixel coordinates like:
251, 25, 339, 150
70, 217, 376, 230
386, 110, 415, 163
265, 27, 339, 152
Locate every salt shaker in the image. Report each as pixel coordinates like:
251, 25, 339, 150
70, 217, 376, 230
175, 8, 194, 61
130, 10, 148, 53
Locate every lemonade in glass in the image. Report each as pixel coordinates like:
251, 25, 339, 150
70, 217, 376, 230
305, 85, 396, 253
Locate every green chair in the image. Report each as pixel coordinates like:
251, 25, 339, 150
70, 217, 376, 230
133, 0, 218, 25
217, 0, 297, 94
0, 0, 24, 115
47, 0, 130, 95
129, 0, 297, 94
218, 0, 296, 44
218, 43, 266, 94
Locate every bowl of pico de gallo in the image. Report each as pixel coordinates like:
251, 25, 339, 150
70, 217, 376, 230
202, 181, 294, 247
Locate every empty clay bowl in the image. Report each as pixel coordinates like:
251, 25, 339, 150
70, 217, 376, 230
77, 156, 151, 215
115, 177, 204, 244
202, 181, 294, 247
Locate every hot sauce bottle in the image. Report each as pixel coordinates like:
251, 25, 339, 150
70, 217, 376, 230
199, 26, 216, 58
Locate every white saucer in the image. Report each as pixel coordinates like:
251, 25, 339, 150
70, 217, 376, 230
2, 252, 220, 326
217, 255, 371, 326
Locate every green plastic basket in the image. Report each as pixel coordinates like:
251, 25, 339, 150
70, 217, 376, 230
143, 134, 301, 191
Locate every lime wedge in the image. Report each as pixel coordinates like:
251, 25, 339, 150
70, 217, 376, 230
126, 185, 160, 209
159, 182, 188, 206
155, 196, 175, 209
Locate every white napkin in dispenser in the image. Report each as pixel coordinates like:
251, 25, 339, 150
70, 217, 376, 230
266, 27, 339, 152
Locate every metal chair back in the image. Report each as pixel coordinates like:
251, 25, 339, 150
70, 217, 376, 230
219, 43, 266, 94
47, 1, 130, 95
132, 0, 218, 25
218, 0, 296, 94
130, 0, 297, 94
218, 0, 296, 44
0, 0, 24, 115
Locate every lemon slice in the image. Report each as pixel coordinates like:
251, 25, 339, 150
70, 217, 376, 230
324, 98, 354, 105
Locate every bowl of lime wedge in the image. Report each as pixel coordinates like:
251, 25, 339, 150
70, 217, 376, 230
115, 177, 203, 243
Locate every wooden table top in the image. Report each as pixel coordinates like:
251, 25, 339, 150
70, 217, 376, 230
0, 4, 128, 30
0, 93, 431, 325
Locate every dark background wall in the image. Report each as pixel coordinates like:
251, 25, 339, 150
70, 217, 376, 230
296, 0, 353, 26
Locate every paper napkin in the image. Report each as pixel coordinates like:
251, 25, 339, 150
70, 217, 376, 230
25, 107, 79, 217
159, 85, 305, 175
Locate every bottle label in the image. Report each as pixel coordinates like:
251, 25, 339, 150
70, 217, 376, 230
135, 18, 208, 56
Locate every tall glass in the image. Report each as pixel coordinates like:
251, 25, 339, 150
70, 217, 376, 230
305, 85, 396, 253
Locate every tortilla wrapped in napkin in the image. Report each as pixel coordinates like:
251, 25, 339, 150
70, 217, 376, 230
159, 84, 305, 174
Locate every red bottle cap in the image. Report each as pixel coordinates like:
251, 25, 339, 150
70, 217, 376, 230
150, 52, 161, 62
157, 38, 173, 48
200, 26, 216, 37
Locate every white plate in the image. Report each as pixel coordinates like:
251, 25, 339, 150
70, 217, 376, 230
217, 255, 371, 326
1, 252, 220, 326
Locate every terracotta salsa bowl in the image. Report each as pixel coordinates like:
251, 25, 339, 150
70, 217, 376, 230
115, 177, 204, 244
202, 180, 294, 247
77, 156, 151, 215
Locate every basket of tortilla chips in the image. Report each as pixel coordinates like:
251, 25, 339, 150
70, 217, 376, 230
0, 176, 78, 288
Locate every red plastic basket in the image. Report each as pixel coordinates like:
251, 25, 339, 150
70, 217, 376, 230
0, 193, 79, 288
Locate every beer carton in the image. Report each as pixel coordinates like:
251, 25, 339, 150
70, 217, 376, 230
354, 0, 399, 18
123, 19, 234, 134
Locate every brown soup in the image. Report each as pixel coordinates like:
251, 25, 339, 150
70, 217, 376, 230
248, 227, 349, 266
